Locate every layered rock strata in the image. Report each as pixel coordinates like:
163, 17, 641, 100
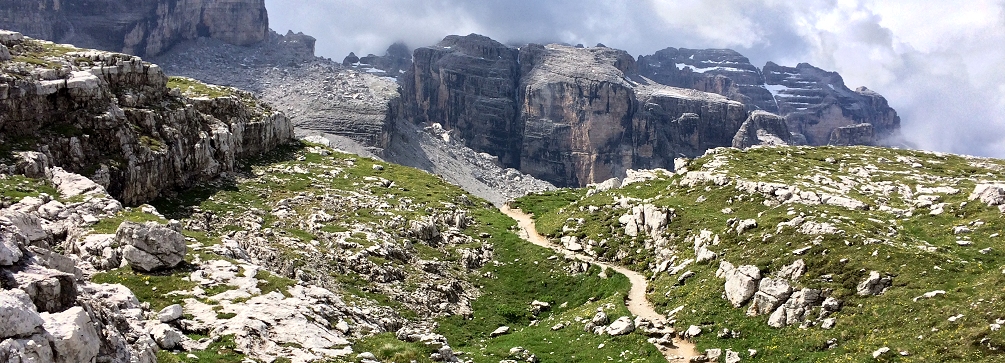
638, 48, 900, 146
402, 36, 752, 187
0, 0, 269, 57
0, 32, 293, 205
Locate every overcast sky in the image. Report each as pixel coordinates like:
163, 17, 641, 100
266, 0, 1005, 158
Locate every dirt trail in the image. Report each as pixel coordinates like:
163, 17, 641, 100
500, 206, 699, 362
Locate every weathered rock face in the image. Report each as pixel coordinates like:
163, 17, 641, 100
732, 111, 792, 148
0, 33, 294, 205
0, 0, 269, 57
518, 44, 641, 185
762, 62, 900, 145
828, 123, 875, 146
638, 48, 778, 113
117, 220, 187, 272
401, 36, 756, 187
403, 34, 523, 167
638, 49, 901, 146
355, 42, 413, 76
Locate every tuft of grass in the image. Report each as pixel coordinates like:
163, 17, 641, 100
167, 77, 235, 98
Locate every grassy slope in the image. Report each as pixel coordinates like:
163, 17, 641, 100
77, 141, 663, 363
516, 146, 1005, 362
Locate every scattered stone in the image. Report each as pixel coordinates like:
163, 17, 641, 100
820, 318, 836, 330
591, 311, 609, 325
913, 290, 946, 302
150, 323, 184, 350
724, 349, 741, 363
490, 326, 511, 337
684, 325, 702, 338
735, 219, 757, 235
856, 271, 892, 296
873, 347, 891, 358
158, 304, 184, 322
777, 259, 806, 281
606, 316, 635, 336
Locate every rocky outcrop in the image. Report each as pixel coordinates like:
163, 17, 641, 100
403, 34, 523, 167
0, 32, 294, 205
152, 31, 395, 150
762, 62, 899, 145
732, 111, 792, 148
828, 123, 875, 146
0, 0, 269, 57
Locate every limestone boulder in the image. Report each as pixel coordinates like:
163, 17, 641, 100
732, 111, 790, 149
117, 221, 187, 272
856, 271, 892, 296
150, 323, 184, 350
0, 334, 54, 362
723, 264, 761, 307
0, 229, 25, 266
41, 306, 100, 363
746, 278, 792, 316
0, 289, 44, 339
606, 316, 635, 336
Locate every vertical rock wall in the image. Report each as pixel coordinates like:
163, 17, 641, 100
0, 0, 269, 57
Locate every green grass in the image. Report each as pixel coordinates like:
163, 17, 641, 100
167, 77, 235, 98
91, 265, 198, 311
436, 208, 665, 363
155, 335, 247, 363
0, 175, 59, 202
256, 269, 297, 297
353, 333, 437, 363
516, 145, 1005, 362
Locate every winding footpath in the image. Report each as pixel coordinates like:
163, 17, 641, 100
500, 206, 699, 362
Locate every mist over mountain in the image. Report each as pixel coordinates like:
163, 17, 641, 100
266, 0, 1005, 158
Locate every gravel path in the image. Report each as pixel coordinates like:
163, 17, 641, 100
500, 206, 699, 362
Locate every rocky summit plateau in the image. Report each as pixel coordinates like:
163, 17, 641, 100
0, 2, 1001, 363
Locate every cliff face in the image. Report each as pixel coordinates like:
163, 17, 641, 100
638, 49, 900, 146
403, 34, 523, 167
0, 0, 268, 57
0, 31, 292, 205
762, 62, 900, 145
402, 37, 754, 187
638, 48, 778, 113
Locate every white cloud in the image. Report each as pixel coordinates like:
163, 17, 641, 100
267, 0, 1005, 158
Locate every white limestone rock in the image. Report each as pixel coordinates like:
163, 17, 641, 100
50, 168, 106, 199
40, 306, 100, 363
1, 229, 25, 266
117, 220, 186, 272
970, 184, 1005, 207
746, 278, 792, 316
776, 259, 806, 281
724, 265, 761, 307
490, 326, 510, 337
856, 271, 892, 296
0, 333, 55, 362
0, 289, 44, 339
158, 304, 184, 323
150, 323, 184, 350
606, 316, 635, 336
